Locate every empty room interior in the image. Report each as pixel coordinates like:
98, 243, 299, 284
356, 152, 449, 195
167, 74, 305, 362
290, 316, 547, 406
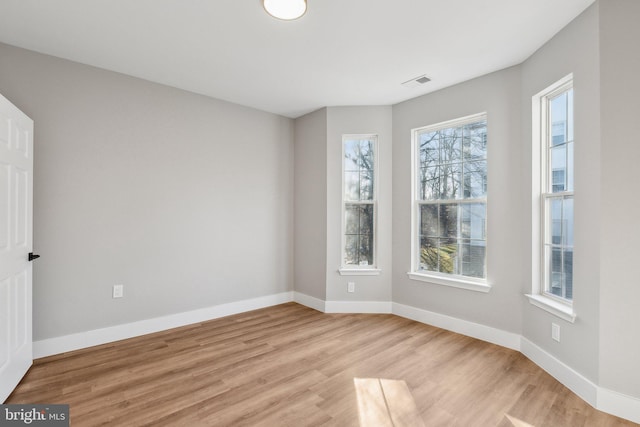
1, 0, 639, 425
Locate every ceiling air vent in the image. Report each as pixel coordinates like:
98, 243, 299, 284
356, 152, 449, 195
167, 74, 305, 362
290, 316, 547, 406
402, 74, 431, 88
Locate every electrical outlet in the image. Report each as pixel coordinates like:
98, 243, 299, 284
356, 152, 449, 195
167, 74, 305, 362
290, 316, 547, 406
552, 323, 560, 342
112, 284, 124, 299
347, 282, 355, 293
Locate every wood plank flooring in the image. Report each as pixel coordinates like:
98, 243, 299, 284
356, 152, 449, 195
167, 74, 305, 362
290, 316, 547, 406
6, 303, 637, 426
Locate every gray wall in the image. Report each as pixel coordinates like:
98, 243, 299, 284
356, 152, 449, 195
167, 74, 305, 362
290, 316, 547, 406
520, 3, 601, 384
293, 108, 327, 300
599, 0, 640, 398
0, 43, 294, 340
293, 106, 393, 303
392, 67, 524, 333
326, 106, 393, 302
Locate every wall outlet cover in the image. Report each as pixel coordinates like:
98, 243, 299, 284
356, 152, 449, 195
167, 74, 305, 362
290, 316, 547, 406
113, 284, 124, 299
552, 323, 560, 342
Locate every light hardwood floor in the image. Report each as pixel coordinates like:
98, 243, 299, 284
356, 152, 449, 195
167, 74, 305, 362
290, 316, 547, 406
7, 303, 637, 426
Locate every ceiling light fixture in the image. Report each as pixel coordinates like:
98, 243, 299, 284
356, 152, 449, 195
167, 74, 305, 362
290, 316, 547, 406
263, 0, 307, 20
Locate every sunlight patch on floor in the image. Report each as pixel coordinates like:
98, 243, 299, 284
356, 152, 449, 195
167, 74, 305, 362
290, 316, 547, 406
354, 378, 425, 427
504, 414, 536, 427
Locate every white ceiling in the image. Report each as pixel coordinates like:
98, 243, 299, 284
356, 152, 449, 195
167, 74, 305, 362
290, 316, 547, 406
0, 0, 595, 118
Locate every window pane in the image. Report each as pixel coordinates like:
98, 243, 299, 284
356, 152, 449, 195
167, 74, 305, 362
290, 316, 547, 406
420, 237, 439, 272
359, 204, 374, 236
440, 127, 462, 163
440, 204, 458, 238
344, 204, 374, 266
344, 140, 360, 171
550, 145, 567, 192
464, 160, 487, 198
545, 196, 572, 299
563, 248, 573, 299
345, 235, 358, 265
420, 131, 439, 166
418, 202, 486, 278
551, 170, 565, 193
345, 205, 359, 234
567, 142, 574, 192
345, 138, 375, 202
461, 203, 486, 240
438, 238, 458, 274
461, 239, 486, 278
358, 233, 374, 266
463, 121, 487, 160
550, 198, 563, 245
420, 166, 439, 200
549, 246, 563, 297
360, 171, 374, 201
345, 205, 374, 236
563, 197, 574, 247
420, 204, 438, 237
440, 163, 461, 199
550, 92, 568, 146
345, 171, 360, 200
359, 140, 375, 203
359, 140, 375, 170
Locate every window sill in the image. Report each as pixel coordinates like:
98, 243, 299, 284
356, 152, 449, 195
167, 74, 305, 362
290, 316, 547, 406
407, 272, 491, 293
525, 294, 576, 323
339, 268, 381, 276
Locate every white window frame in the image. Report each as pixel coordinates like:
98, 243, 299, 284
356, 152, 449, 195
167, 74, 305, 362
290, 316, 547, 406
527, 74, 576, 323
339, 134, 380, 276
407, 113, 490, 293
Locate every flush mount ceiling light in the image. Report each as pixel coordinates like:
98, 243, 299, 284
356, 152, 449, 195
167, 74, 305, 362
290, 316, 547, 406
263, 0, 307, 20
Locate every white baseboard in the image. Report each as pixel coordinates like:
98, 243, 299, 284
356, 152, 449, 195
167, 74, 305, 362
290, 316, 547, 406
33, 291, 294, 358
293, 291, 326, 312
293, 292, 392, 314
598, 387, 640, 424
325, 300, 392, 314
392, 302, 521, 351
520, 337, 598, 407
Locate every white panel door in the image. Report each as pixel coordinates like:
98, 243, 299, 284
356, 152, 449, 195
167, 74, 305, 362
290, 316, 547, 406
0, 94, 33, 403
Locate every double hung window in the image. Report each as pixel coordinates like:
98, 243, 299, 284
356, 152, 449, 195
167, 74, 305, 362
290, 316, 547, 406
527, 74, 576, 322
410, 114, 488, 288
341, 135, 378, 272
542, 79, 574, 302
